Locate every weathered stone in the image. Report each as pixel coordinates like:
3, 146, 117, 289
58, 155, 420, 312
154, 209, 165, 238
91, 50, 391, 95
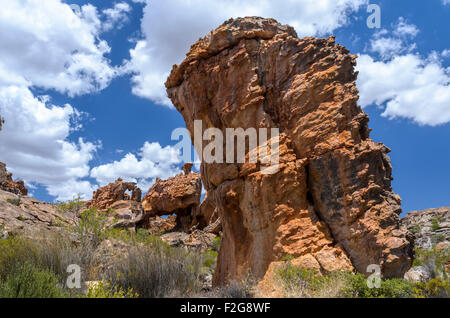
192, 192, 221, 234
0, 189, 74, 237
166, 17, 412, 285
142, 170, 202, 232
182, 163, 194, 175
404, 266, 431, 283
160, 230, 217, 252
138, 215, 177, 235
90, 179, 142, 211
0, 162, 28, 196
401, 207, 449, 250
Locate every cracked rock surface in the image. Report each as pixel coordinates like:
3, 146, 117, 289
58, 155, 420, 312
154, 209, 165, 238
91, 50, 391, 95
166, 17, 413, 285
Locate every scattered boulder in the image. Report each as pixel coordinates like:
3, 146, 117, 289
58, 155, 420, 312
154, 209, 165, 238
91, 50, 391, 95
0, 162, 28, 196
404, 266, 432, 283
89, 179, 142, 211
139, 215, 177, 235
166, 17, 412, 285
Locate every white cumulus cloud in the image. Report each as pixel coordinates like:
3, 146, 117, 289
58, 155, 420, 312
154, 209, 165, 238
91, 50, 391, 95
0, 86, 99, 201
368, 18, 418, 59
125, 0, 368, 106
0, 0, 126, 201
357, 54, 450, 126
103, 2, 132, 31
90, 142, 182, 192
0, 0, 118, 96
357, 16, 450, 126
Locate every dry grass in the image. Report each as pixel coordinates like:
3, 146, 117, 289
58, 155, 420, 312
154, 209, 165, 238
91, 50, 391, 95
105, 243, 204, 298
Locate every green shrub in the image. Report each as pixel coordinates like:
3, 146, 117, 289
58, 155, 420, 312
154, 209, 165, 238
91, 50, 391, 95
410, 224, 421, 235
104, 228, 171, 250
0, 237, 38, 281
431, 217, 441, 231
73, 208, 108, 247
413, 247, 449, 279
6, 198, 21, 206
280, 254, 295, 262
0, 234, 94, 289
81, 281, 138, 298
342, 273, 416, 298
420, 278, 449, 298
203, 250, 218, 269
276, 261, 420, 298
211, 237, 221, 252
56, 195, 84, 214
0, 262, 67, 298
276, 262, 326, 297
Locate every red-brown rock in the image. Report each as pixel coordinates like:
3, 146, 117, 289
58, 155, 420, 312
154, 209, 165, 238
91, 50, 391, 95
89, 178, 142, 211
166, 17, 413, 285
142, 167, 202, 232
0, 162, 28, 196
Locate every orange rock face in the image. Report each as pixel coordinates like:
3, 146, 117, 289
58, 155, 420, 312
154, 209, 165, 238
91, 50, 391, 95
166, 17, 413, 285
0, 162, 28, 196
90, 178, 142, 211
141, 169, 202, 232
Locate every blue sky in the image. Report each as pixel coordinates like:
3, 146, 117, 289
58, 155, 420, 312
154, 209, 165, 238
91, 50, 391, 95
0, 0, 449, 215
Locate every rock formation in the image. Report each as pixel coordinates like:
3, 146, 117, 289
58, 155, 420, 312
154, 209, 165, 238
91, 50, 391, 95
401, 207, 449, 250
401, 208, 449, 283
89, 178, 142, 211
141, 166, 202, 232
166, 17, 413, 285
0, 162, 28, 196
0, 189, 74, 237
193, 193, 221, 234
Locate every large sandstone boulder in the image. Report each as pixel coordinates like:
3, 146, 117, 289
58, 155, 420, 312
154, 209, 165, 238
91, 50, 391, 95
141, 167, 202, 232
0, 162, 28, 196
166, 17, 412, 285
89, 178, 142, 211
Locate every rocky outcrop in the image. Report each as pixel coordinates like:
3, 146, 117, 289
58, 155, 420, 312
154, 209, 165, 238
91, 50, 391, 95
401, 207, 449, 250
0, 162, 28, 196
160, 230, 217, 252
193, 193, 221, 234
0, 189, 74, 237
141, 167, 202, 232
166, 17, 412, 285
89, 179, 142, 211
139, 215, 177, 235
